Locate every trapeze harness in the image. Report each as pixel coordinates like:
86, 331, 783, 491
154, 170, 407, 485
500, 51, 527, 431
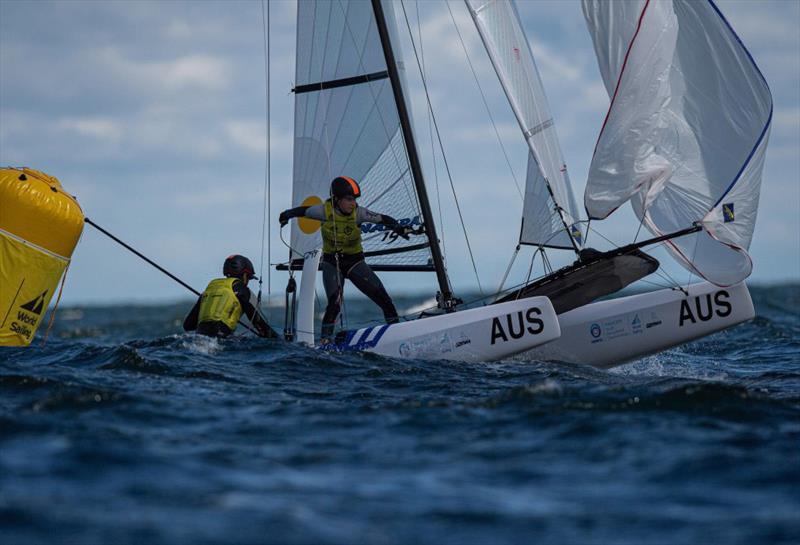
319, 199, 398, 339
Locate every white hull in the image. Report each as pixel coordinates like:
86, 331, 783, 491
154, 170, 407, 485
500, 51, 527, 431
524, 282, 754, 369
322, 297, 561, 362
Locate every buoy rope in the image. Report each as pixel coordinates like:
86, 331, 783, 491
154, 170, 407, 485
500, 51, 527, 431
40, 262, 69, 346
84, 218, 259, 336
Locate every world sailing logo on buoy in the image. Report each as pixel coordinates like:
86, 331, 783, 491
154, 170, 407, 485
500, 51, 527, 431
20, 290, 48, 315
7, 290, 48, 340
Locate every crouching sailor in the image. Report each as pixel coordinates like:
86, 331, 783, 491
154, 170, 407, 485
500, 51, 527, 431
279, 176, 412, 342
183, 255, 278, 338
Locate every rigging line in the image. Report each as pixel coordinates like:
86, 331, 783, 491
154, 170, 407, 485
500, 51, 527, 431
445, 0, 523, 199
633, 212, 646, 243
84, 218, 260, 336
685, 231, 701, 290
541, 248, 553, 275
258, 0, 271, 312
589, 220, 680, 287
588, 225, 684, 291
497, 245, 520, 296
334, 0, 417, 209
416, 0, 446, 263
515, 247, 538, 301
399, 0, 484, 296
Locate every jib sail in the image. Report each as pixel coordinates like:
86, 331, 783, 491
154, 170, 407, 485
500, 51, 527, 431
583, 0, 772, 286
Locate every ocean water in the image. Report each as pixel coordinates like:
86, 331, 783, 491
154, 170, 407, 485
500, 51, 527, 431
1, 285, 798, 545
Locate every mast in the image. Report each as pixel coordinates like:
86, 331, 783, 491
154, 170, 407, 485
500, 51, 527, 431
370, 0, 454, 307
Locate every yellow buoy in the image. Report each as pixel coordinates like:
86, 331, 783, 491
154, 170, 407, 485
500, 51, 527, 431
0, 167, 84, 346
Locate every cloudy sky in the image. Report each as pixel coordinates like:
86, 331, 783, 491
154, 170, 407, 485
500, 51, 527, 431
1, 0, 798, 305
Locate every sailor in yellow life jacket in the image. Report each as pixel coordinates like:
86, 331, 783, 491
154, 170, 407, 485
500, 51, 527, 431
280, 176, 415, 341
183, 255, 277, 338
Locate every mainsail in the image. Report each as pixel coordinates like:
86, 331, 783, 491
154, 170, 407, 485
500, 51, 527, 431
290, 0, 433, 270
583, 0, 772, 286
466, 0, 583, 250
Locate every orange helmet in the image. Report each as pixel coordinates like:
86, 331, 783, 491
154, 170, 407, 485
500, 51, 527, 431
330, 176, 361, 199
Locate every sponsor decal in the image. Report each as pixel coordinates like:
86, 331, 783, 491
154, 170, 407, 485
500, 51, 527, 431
723, 203, 735, 223
361, 215, 422, 235
679, 290, 732, 326
490, 307, 544, 345
631, 314, 643, 335
395, 333, 452, 358
590, 323, 602, 339
645, 311, 662, 329
571, 223, 583, 246
455, 332, 471, 348
439, 333, 453, 354
399, 342, 411, 357
7, 290, 48, 341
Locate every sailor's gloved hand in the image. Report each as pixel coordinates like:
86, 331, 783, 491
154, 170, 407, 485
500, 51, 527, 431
392, 225, 414, 240
279, 211, 290, 227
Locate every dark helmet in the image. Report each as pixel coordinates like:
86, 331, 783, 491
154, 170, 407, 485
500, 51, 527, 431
330, 176, 361, 200
223, 254, 258, 280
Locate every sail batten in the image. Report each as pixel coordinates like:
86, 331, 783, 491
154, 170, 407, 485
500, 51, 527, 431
465, 0, 583, 250
583, 0, 772, 286
293, 70, 390, 94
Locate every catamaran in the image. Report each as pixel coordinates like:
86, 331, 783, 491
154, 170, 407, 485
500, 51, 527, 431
277, 0, 771, 367
276, 0, 563, 362
467, 0, 771, 367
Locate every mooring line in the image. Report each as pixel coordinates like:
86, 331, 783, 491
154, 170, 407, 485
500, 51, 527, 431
84, 218, 259, 335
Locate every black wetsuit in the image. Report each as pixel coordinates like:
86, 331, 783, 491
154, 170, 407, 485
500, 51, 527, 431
320, 252, 399, 339
281, 203, 401, 339
183, 279, 277, 338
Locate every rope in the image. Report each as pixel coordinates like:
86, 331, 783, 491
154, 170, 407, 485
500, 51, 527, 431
415, 0, 446, 263
257, 0, 271, 314
541, 248, 553, 274
633, 213, 646, 243
84, 218, 260, 336
40, 262, 69, 346
586, 221, 687, 294
399, 0, 484, 297
496, 245, 520, 295
445, 0, 523, 199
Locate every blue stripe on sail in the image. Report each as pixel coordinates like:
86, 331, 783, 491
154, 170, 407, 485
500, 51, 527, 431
705, 0, 773, 211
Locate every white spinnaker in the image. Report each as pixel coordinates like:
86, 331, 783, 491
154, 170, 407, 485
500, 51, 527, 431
466, 0, 582, 250
291, 0, 430, 267
583, 0, 772, 286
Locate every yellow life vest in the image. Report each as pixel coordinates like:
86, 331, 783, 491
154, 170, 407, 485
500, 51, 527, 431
198, 278, 242, 331
321, 199, 363, 255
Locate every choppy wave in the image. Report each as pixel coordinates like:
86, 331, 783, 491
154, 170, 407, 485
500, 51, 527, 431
1, 286, 798, 545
